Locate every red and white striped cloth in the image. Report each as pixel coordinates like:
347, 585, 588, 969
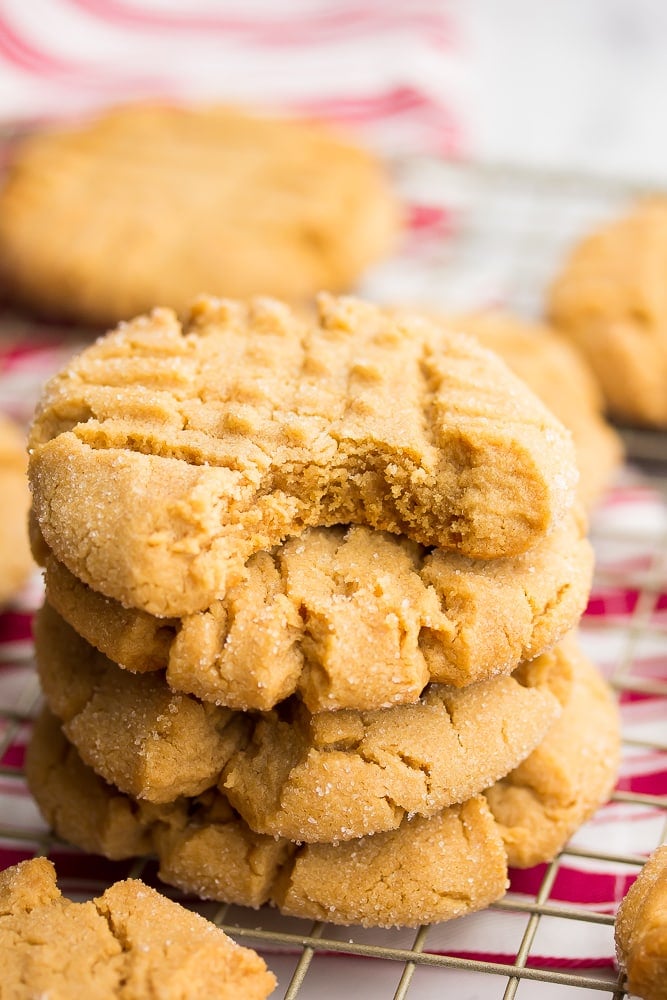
0, 3, 665, 992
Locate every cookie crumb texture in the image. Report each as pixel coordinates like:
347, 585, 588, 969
41, 509, 592, 710
0, 104, 399, 325
0, 857, 276, 999
615, 844, 667, 1000
29, 295, 578, 617
34, 603, 565, 838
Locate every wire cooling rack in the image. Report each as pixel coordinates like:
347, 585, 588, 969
0, 154, 666, 999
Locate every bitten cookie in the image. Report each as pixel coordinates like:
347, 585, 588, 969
38, 508, 593, 710
548, 199, 667, 427
29, 294, 579, 617
485, 640, 620, 867
0, 857, 275, 999
615, 844, 667, 1000
35, 603, 562, 837
0, 414, 32, 604
0, 103, 399, 325
26, 712, 510, 929
455, 311, 623, 507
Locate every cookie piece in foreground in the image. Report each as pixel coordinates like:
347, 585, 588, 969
39, 509, 592, 710
26, 712, 509, 929
485, 641, 620, 867
35, 603, 563, 837
28, 295, 579, 616
615, 844, 667, 1000
455, 311, 623, 507
0, 414, 32, 604
548, 199, 667, 427
0, 857, 275, 999
0, 103, 399, 325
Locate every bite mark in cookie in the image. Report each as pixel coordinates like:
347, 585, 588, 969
29, 295, 579, 616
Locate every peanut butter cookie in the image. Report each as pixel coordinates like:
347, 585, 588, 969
456, 311, 623, 507
38, 508, 592, 710
0, 414, 32, 604
0, 857, 276, 999
29, 295, 579, 617
615, 844, 667, 1000
548, 200, 667, 427
485, 639, 620, 867
35, 604, 562, 838
0, 104, 399, 325
27, 711, 509, 929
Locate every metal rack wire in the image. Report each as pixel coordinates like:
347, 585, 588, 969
0, 156, 666, 998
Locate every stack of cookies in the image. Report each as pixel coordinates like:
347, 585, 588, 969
26, 295, 620, 928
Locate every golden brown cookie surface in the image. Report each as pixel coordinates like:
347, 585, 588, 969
485, 637, 620, 867
0, 414, 32, 604
34, 603, 249, 804
0, 857, 276, 999
456, 311, 623, 507
26, 711, 509, 929
29, 295, 579, 617
40, 508, 592, 710
35, 604, 562, 836
220, 646, 568, 842
0, 103, 399, 325
548, 200, 667, 427
615, 844, 667, 1000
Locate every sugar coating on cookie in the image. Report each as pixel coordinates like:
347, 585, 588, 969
0, 103, 400, 325
35, 603, 564, 837
615, 844, 667, 1000
454, 311, 623, 507
0, 857, 276, 999
0, 414, 33, 605
26, 712, 509, 929
34, 603, 249, 804
221, 647, 568, 841
29, 294, 579, 617
548, 199, 667, 427
485, 637, 620, 867
39, 508, 592, 710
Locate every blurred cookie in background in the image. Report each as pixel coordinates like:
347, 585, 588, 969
0, 104, 401, 326
548, 199, 667, 428
0, 413, 32, 604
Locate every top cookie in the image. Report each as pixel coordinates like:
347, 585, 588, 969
29, 295, 578, 616
0, 103, 399, 325
0, 857, 276, 999
548, 199, 667, 427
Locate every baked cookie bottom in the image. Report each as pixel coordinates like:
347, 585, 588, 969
0, 857, 276, 1000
